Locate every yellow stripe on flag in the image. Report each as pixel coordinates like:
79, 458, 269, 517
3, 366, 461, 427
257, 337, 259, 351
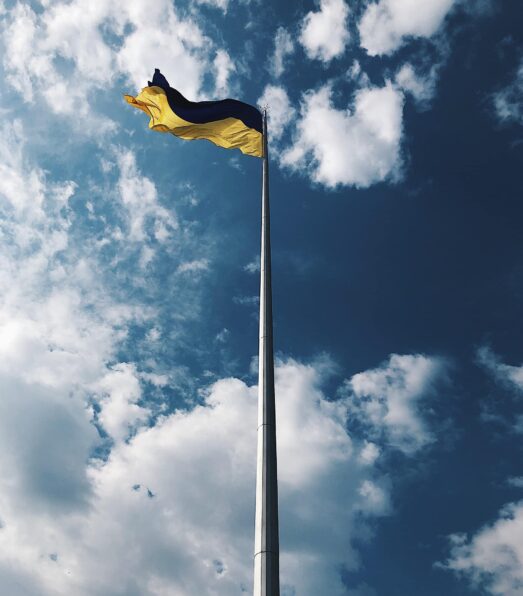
124, 86, 263, 158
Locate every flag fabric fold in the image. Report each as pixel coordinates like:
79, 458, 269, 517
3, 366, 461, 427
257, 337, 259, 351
125, 69, 263, 158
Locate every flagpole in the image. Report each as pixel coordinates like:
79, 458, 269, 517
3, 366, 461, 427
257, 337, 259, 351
253, 109, 280, 596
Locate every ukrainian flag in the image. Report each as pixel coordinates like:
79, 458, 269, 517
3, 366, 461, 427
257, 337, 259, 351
125, 69, 263, 158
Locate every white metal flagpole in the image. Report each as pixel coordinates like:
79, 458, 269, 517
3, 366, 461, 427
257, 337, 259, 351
253, 109, 280, 596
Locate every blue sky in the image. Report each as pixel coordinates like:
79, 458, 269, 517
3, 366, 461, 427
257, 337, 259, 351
0, 0, 522, 594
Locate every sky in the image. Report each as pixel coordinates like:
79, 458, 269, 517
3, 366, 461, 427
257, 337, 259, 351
0, 0, 522, 594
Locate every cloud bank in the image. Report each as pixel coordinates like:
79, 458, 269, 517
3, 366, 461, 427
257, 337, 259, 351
443, 502, 523, 596
0, 355, 395, 595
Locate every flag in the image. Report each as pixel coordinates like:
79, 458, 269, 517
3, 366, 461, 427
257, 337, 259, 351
124, 69, 263, 158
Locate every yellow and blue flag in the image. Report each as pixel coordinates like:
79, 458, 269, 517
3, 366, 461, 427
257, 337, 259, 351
125, 69, 263, 158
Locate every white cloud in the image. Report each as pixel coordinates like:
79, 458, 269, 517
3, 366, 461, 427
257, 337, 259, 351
0, 119, 46, 221
1, 2, 113, 133
359, 441, 381, 465
213, 49, 235, 95
477, 346, 523, 395
299, 0, 350, 63
0, 3, 39, 101
271, 26, 295, 77
492, 56, 523, 126
176, 258, 210, 274
0, 0, 227, 131
116, 149, 177, 245
194, 0, 230, 11
258, 85, 295, 141
0, 121, 131, 391
442, 347, 523, 594
343, 353, 446, 454
94, 363, 150, 443
477, 347, 523, 435
0, 377, 99, 515
347, 60, 370, 87
442, 501, 523, 595
244, 256, 260, 274
116, 2, 209, 96
0, 358, 391, 595
395, 63, 439, 108
281, 82, 405, 188
359, 0, 456, 56
0, 118, 153, 527
0, 288, 118, 390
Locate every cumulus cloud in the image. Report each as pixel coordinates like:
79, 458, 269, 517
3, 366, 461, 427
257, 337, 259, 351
342, 353, 447, 454
359, 0, 456, 56
271, 26, 295, 77
0, 358, 391, 596
299, 0, 350, 63
258, 85, 295, 141
442, 501, 523, 595
281, 81, 405, 188
491, 56, 523, 126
